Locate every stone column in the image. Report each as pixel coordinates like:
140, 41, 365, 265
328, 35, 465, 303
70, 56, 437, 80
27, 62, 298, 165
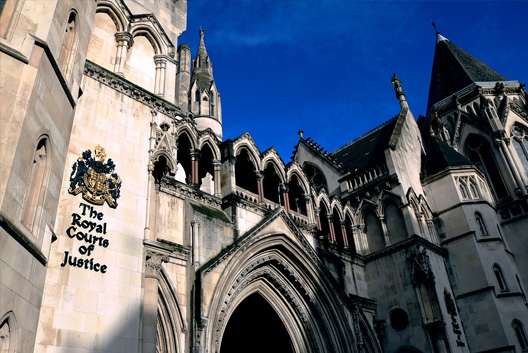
114, 32, 133, 75
143, 250, 169, 353
498, 137, 527, 196
315, 207, 321, 231
154, 55, 168, 97
340, 221, 349, 247
256, 172, 264, 203
380, 216, 391, 247
506, 137, 528, 187
213, 160, 222, 198
280, 183, 290, 212
145, 110, 157, 241
327, 215, 336, 243
191, 149, 200, 186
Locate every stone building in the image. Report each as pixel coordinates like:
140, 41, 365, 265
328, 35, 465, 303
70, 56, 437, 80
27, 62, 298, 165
0, 1, 527, 352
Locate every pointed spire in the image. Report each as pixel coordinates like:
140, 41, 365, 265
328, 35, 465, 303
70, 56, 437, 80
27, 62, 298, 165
197, 29, 208, 58
427, 32, 507, 114
191, 29, 214, 90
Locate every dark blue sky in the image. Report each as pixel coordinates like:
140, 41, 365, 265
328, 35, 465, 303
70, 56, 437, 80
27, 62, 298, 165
179, 1, 528, 161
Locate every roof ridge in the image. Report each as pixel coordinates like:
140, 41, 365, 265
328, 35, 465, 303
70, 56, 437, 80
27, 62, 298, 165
331, 115, 398, 154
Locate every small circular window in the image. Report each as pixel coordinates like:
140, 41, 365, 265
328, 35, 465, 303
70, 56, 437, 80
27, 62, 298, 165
390, 308, 409, 331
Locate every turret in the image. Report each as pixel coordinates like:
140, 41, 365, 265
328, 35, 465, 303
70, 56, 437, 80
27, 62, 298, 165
190, 29, 222, 139
175, 43, 191, 112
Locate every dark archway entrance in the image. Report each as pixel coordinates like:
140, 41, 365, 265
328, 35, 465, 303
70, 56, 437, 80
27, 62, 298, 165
220, 293, 294, 353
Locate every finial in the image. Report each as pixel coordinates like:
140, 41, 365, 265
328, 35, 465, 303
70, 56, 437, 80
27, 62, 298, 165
298, 129, 304, 138
391, 73, 408, 109
431, 21, 439, 35
199, 28, 204, 39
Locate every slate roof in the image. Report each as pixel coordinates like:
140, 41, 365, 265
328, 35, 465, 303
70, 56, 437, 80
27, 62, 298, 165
427, 34, 507, 113
422, 138, 474, 177
330, 117, 398, 173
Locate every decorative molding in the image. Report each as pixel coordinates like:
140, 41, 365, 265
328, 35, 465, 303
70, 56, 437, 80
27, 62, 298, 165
145, 249, 169, 279
364, 234, 446, 263
0, 212, 47, 266
84, 60, 183, 118
509, 101, 528, 121
160, 177, 222, 208
213, 259, 319, 353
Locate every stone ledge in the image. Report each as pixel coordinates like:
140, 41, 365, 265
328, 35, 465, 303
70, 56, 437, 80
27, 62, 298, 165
0, 212, 47, 266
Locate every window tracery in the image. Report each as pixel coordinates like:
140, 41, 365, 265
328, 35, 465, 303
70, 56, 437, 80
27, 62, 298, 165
511, 125, 528, 174
465, 136, 508, 200
455, 175, 481, 200
303, 163, 327, 192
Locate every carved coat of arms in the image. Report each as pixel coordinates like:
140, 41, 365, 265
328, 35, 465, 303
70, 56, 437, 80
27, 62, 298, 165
68, 145, 122, 208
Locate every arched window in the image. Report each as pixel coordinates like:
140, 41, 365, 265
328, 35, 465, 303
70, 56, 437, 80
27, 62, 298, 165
457, 176, 481, 200
475, 212, 488, 236
22, 137, 50, 236
364, 210, 384, 253
176, 133, 193, 185
235, 148, 258, 195
288, 174, 307, 216
198, 144, 215, 194
466, 135, 508, 200
493, 264, 508, 292
0, 312, 16, 353
318, 202, 331, 241
513, 320, 528, 350
459, 184, 468, 199
195, 89, 200, 102
263, 162, 281, 204
58, 11, 78, 81
384, 201, 407, 244
511, 126, 528, 174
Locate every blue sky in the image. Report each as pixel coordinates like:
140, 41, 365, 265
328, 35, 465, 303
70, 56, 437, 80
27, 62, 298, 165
178, 1, 528, 161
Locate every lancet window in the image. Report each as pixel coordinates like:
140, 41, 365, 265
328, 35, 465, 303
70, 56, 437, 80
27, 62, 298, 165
288, 174, 307, 216
263, 162, 281, 205
466, 136, 508, 200
22, 137, 50, 236
235, 148, 258, 195
512, 126, 528, 174
493, 264, 508, 292
475, 212, 488, 236
513, 319, 528, 350
58, 11, 78, 81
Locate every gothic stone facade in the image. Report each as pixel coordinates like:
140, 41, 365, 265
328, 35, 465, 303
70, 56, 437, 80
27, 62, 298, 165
1, 1, 527, 353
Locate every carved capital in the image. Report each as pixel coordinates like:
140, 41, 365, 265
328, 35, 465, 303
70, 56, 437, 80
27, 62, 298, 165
115, 31, 133, 48
145, 249, 169, 279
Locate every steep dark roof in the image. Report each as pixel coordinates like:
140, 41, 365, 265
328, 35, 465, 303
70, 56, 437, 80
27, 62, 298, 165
422, 138, 474, 177
427, 34, 507, 113
331, 117, 398, 173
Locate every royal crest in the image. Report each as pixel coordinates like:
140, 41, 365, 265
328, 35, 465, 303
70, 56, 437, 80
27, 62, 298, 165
68, 145, 122, 208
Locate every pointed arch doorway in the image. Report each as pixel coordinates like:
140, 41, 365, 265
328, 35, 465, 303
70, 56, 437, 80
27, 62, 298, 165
220, 293, 294, 353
